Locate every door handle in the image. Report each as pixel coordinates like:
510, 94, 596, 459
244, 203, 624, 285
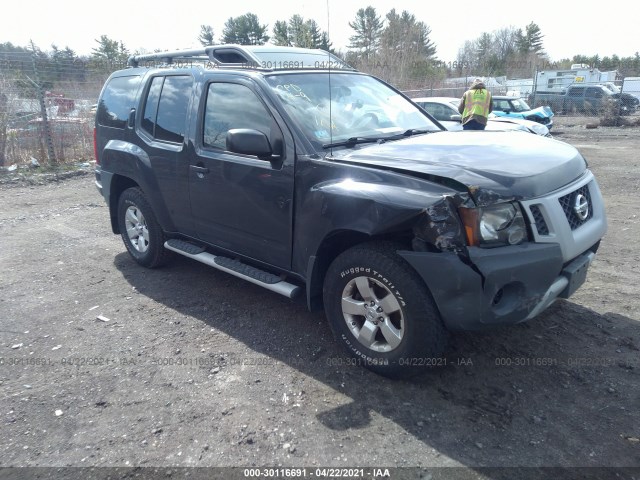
191, 165, 210, 179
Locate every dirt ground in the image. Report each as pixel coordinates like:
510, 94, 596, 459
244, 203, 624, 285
0, 117, 639, 480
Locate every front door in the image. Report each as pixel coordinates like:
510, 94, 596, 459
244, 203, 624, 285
188, 79, 294, 269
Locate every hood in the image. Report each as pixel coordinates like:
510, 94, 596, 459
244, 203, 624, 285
331, 131, 587, 204
526, 105, 554, 118
613, 92, 640, 105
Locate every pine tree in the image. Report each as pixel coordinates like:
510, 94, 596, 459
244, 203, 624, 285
222, 13, 269, 45
198, 25, 215, 47
348, 7, 384, 59
516, 22, 544, 54
91, 35, 129, 64
272, 21, 291, 46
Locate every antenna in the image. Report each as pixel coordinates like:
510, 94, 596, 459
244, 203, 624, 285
326, 0, 333, 155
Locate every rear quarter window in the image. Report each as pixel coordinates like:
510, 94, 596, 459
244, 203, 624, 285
568, 87, 584, 98
141, 75, 193, 144
97, 75, 141, 129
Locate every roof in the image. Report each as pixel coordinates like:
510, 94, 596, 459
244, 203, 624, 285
413, 97, 460, 103
127, 44, 354, 72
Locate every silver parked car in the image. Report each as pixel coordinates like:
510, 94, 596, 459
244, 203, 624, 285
412, 96, 551, 136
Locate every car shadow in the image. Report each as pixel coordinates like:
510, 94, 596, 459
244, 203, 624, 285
114, 253, 639, 477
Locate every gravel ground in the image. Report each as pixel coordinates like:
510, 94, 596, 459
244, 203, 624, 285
0, 118, 639, 480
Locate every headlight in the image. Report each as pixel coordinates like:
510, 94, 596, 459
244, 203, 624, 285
529, 123, 549, 136
459, 203, 528, 247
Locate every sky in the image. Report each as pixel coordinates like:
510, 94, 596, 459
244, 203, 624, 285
1, 0, 636, 64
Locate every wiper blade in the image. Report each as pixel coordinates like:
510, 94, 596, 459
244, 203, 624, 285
399, 128, 432, 137
322, 129, 433, 149
322, 137, 383, 149
372, 129, 434, 142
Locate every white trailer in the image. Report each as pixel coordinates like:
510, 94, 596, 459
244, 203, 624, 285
535, 66, 621, 93
622, 77, 640, 102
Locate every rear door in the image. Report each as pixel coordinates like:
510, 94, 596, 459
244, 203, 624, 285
585, 87, 604, 113
188, 76, 294, 269
136, 74, 195, 235
566, 86, 585, 111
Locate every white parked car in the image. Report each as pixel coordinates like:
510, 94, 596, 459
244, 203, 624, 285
412, 97, 551, 137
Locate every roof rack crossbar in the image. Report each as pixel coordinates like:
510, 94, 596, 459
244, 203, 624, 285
128, 45, 261, 68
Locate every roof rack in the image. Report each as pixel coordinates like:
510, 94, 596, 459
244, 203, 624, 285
127, 44, 355, 71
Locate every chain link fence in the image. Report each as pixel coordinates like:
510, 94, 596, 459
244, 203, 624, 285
0, 50, 114, 168
2, 49, 639, 168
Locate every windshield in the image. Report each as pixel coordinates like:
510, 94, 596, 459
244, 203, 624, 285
265, 72, 441, 148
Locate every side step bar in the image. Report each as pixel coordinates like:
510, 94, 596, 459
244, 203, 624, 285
164, 239, 301, 299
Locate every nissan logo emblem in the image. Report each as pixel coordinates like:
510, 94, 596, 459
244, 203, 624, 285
573, 193, 590, 221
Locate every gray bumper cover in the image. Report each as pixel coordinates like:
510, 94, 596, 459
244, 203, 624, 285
399, 243, 593, 331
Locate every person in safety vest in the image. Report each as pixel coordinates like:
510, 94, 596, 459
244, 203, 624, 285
458, 78, 492, 130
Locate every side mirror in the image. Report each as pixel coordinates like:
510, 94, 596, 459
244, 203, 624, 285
450, 114, 462, 122
226, 129, 281, 159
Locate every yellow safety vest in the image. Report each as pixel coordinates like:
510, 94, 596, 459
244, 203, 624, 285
462, 89, 491, 119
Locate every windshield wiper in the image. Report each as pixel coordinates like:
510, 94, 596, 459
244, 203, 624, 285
399, 128, 433, 137
379, 128, 434, 141
322, 137, 384, 149
322, 129, 433, 149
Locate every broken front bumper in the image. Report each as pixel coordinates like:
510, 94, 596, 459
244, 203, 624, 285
398, 242, 598, 331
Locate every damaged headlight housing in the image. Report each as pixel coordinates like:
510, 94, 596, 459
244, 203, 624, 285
459, 203, 528, 247
528, 123, 550, 136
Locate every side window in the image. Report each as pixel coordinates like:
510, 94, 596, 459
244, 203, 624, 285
97, 75, 141, 129
586, 88, 603, 98
141, 75, 192, 143
203, 83, 272, 150
568, 87, 584, 98
424, 104, 447, 121
142, 77, 163, 134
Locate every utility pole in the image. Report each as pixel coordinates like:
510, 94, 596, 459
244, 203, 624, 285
30, 41, 56, 165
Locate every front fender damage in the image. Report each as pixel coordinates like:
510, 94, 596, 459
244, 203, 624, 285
412, 193, 472, 253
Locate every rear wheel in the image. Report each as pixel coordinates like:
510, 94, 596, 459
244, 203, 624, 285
117, 187, 170, 268
323, 242, 448, 378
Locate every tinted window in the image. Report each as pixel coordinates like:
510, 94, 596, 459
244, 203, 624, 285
568, 87, 584, 97
422, 103, 454, 121
155, 76, 193, 143
97, 76, 140, 128
586, 87, 603, 98
141, 75, 192, 143
203, 83, 272, 150
142, 77, 163, 135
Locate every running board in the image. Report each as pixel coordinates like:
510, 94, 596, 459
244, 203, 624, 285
164, 239, 301, 299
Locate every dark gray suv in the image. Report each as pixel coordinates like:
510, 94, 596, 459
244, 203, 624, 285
94, 45, 607, 378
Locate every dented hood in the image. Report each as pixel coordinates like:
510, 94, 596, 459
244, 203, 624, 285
332, 131, 587, 202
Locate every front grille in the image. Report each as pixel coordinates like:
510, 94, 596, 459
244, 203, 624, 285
559, 184, 593, 230
529, 204, 549, 235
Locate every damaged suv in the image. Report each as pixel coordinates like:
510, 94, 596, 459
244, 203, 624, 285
94, 45, 607, 378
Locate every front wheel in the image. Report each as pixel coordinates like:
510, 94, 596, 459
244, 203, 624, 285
117, 187, 170, 268
323, 242, 448, 378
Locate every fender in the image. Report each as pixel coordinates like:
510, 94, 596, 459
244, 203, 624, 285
292, 161, 470, 310
101, 140, 177, 234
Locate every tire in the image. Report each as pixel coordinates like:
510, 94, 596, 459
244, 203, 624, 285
323, 242, 448, 379
117, 187, 170, 268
